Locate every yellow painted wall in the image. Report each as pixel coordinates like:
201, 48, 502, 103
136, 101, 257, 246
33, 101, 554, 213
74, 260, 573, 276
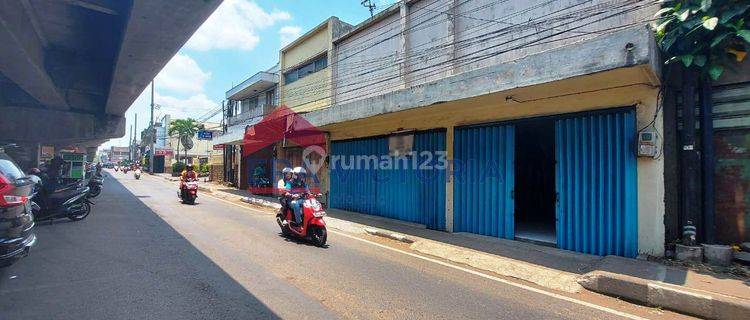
282, 28, 329, 68
321, 65, 665, 256
282, 69, 332, 112
280, 23, 333, 112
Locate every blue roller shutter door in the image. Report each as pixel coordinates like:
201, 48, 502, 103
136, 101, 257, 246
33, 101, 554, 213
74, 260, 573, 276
453, 125, 515, 239
555, 109, 638, 257
330, 131, 446, 229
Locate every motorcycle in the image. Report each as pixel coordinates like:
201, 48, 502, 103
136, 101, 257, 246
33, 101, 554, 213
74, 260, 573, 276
87, 173, 104, 198
178, 180, 198, 204
114, 166, 119, 172
134, 169, 141, 180
29, 176, 93, 222
122, 167, 129, 174
276, 193, 327, 247
252, 176, 273, 195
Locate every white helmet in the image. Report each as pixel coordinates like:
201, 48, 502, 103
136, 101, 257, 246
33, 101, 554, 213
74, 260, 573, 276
292, 167, 306, 174
282, 167, 293, 173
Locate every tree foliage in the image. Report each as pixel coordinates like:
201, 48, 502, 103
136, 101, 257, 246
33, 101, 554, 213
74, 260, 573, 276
168, 118, 199, 138
168, 118, 199, 162
655, 0, 750, 80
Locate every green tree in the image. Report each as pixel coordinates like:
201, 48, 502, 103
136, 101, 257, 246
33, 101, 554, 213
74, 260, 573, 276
654, 0, 750, 80
168, 118, 199, 163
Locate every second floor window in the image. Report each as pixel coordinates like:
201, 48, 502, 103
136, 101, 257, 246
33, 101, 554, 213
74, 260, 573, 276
284, 54, 327, 85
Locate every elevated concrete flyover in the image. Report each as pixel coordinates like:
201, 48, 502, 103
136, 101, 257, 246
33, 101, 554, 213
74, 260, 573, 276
0, 0, 221, 153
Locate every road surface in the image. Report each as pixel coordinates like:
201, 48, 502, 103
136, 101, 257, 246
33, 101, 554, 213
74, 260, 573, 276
0, 171, 685, 319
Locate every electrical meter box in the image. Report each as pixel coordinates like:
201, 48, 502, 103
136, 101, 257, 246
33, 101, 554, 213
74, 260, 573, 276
637, 128, 659, 158
61, 152, 86, 179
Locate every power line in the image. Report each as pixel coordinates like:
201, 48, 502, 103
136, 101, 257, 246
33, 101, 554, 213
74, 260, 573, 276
280, 0, 635, 97
228, 0, 657, 126
281, 0, 653, 102
283, 0, 656, 109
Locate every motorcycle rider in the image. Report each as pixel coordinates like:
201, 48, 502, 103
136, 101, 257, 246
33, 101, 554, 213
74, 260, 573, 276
277, 167, 293, 226
288, 167, 310, 227
179, 164, 198, 197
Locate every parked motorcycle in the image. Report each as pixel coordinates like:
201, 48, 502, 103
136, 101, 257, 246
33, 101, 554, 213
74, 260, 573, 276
252, 176, 273, 195
122, 166, 129, 174
29, 175, 93, 222
87, 173, 104, 198
134, 168, 141, 180
276, 193, 327, 246
178, 180, 198, 204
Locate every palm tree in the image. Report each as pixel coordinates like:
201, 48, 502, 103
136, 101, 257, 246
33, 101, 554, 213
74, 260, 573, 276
168, 118, 199, 163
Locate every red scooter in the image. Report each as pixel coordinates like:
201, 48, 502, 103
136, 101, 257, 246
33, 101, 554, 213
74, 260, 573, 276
276, 193, 327, 246
179, 180, 198, 204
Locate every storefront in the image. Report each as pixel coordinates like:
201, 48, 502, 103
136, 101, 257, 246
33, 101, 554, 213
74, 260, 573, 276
453, 108, 638, 257
329, 130, 446, 230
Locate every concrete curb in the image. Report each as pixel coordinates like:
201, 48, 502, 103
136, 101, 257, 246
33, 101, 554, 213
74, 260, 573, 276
411, 241, 584, 293
363, 227, 415, 244
197, 186, 213, 193
578, 271, 750, 320
240, 196, 281, 210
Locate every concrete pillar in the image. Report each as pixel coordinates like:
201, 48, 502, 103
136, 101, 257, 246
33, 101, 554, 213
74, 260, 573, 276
236, 146, 243, 189
445, 126, 454, 232
445, 0, 457, 77
398, 1, 408, 89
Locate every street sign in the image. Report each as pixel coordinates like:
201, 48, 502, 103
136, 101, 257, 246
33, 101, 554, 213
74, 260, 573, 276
181, 135, 194, 150
213, 144, 224, 150
197, 130, 213, 140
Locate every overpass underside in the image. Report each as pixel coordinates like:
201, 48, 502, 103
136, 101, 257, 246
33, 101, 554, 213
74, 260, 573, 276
0, 0, 220, 159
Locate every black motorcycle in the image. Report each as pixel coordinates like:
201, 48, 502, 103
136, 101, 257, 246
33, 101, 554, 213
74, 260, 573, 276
29, 176, 93, 222
87, 173, 104, 198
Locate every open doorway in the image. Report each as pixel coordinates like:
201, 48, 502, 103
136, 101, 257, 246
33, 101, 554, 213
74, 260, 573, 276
515, 119, 556, 245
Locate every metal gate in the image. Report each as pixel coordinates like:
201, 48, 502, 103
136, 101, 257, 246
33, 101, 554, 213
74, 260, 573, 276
453, 124, 515, 238
555, 109, 638, 257
329, 131, 446, 229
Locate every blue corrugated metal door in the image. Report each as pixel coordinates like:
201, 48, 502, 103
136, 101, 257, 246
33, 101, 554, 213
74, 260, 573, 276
555, 109, 638, 257
329, 131, 446, 229
453, 125, 515, 239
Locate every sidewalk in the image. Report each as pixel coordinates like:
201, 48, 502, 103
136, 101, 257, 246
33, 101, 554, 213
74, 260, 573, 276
155, 176, 750, 319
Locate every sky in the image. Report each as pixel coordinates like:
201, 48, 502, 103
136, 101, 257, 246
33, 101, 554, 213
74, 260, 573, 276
104, 0, 398, 148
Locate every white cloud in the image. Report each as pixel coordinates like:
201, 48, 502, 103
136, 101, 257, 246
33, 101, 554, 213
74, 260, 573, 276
155, 93, 219, 121
155, 54, 211, 95
279, 25, 302, 47
186, 0, 291, 51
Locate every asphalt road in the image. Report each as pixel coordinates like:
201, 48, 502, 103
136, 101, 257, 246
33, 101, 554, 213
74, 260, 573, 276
0, 171, 665, 319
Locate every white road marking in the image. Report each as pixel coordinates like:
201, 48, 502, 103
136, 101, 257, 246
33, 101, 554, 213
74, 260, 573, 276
144, 175, 648, 320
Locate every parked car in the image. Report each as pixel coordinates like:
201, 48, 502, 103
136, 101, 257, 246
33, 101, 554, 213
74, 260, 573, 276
0, 149, 36, 267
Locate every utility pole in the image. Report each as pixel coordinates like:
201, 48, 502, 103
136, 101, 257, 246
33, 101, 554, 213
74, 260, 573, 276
681, 70, 700, 245
133, 113, 137, 163
361, 0, 376, 17
700, 76, 715, 244
149, 80, 155, 173
129, 124, 133, 162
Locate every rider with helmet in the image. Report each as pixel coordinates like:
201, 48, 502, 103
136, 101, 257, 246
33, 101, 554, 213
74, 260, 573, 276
277, 167, 293, 224
287, 167, 310, 226
180, 164, 198, 196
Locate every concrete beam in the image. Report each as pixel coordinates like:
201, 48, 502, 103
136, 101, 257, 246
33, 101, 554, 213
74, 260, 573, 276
305, 26, 660, 128
63, 0, 118, 15
105, 0, 222, 115
0, 1, 68, 109
0, 107, 125, 144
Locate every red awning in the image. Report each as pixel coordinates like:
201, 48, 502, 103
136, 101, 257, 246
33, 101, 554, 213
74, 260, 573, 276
242, 105, 325, 156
